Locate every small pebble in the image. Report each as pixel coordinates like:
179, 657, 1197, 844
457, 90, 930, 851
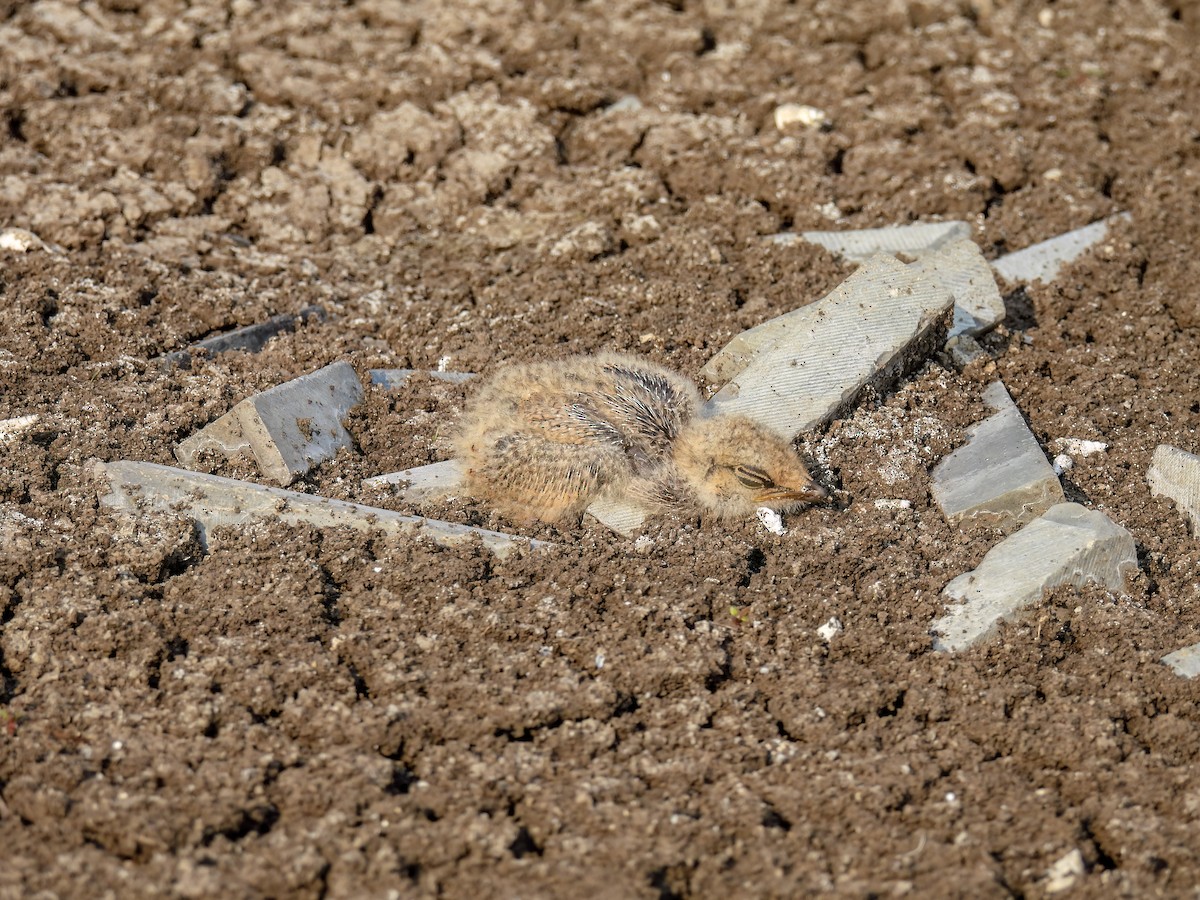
817, 616, 843, 642
756, 507, 786, 535
773, 103, 828, 131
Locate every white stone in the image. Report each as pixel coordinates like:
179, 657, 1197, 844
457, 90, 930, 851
756, 507, 786, 535
702, 254, 954, 439
773, 103, 827, 130
910, 238, 1006, 338
1054, 438, 1108, 457
1052, 454, 1073, 476
91, 459, 544, 558
932, 503, 1137, 652
992, 213, 1130, 284
1147, 444, 1200, 534
1162, 643, 1200, 679
364, 459, 466, 501
874, 498, 912, 510
931, 381, 1064, 531
175, 361, 363, 485
817, 616, 844, 641
1044, 849, 1085, 894
0, 227, 53, 253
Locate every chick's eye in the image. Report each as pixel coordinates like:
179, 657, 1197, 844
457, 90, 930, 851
734, 465, 775, 489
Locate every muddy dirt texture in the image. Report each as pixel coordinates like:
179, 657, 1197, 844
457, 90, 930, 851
3, 0, 1200, 896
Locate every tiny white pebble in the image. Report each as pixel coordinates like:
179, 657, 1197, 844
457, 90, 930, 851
756, 507, 786, 535
773, 103, 828, 130
0, 228, 45, 252
945, 791, 958, 804
112, 740, 123, 751
817, 616, 843, 642
595, 652, 605, 669
1052, 454, 1074, 475
633, 535, 655, 551
436, 355, 452, 372
1055, 438, 1107, 456
874, 498, 912, 510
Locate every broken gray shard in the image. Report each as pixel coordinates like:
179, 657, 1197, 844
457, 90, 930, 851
1162, 643, 1200, 679
991, 213, 1130, 284
91, 459, 544, 558
157, 305, 325, 370
944, 334, 988, 369
911, 238, 1006, 338
931, 381, 1064, 531
701, 254, 954, 439
369, 369, 476, 388
932, 502, 1137, 652
365, 459, 466, 502
1147, 444, 1200, 535
175, 360, 364, 485
769, 221, 971, 261
585, 495, 650, 536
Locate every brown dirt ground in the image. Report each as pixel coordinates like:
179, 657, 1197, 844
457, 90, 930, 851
3, 0, 1200, 896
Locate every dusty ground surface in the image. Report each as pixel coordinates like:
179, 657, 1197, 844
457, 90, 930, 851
3, 0, 1200, 896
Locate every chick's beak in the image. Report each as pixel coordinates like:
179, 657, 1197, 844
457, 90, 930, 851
755, 482, 829, 505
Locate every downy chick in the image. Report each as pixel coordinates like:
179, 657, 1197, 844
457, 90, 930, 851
454, 352, 827, 525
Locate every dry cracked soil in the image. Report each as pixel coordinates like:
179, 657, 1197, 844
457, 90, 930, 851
3, 0, 1200, 897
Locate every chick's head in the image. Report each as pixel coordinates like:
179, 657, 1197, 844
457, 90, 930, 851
673, 415, 828, 518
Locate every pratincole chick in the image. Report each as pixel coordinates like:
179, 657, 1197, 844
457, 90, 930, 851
453, 352, 828, 525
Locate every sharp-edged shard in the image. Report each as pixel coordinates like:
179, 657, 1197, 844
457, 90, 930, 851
175, 361, 363, 485
772, 221, 970, 261
702, 254, 954, 439
1147, 444, 1200, 534
931, 381, 1064, 531
932, 503, 1137, 652
992, 213, 1130, 284
93, 459, 544, 558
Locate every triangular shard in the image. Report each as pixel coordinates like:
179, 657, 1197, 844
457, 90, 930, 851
931, 381, 1064, 531
778, 220, 971, 261
931, 503, 1137, 652
992, 213, 1130, 284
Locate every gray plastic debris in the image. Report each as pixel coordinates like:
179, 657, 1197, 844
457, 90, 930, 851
365, 459, 466, 501
157, 305, 325, 370
91, 459, 543, 558
770, 221, 970, 261
931, 381, 1064, 531
369, 369, 476, 388
175, 360, 364, 485
912, 238, 1006, 338
702, 254, 954, 439
1162, 643, 1200, 678
1147, 444, 1200, 534
932, 503, 1137, 652
992, 213, 1130, 284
